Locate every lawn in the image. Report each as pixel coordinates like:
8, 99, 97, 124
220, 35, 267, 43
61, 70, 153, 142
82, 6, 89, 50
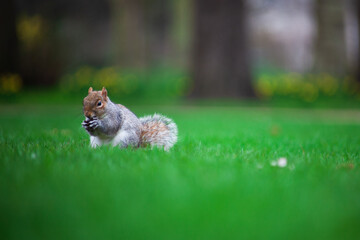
1, 104, 360, 240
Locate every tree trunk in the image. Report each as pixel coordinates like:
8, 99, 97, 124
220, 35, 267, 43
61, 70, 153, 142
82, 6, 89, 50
172, 0, 192, 69
0, 0, 19, 74
314, 0, 347, 76
111, 0, 147, 69
111, 0, 174, 69
191, 0, 254, 98
145, 0, 172, 67
357, 0, 360, 83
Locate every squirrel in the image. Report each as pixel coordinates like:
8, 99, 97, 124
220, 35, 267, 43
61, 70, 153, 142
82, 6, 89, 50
82, 87, 178, 150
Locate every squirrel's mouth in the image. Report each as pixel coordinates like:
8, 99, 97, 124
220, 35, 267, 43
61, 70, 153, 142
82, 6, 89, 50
84, 115, 98, 122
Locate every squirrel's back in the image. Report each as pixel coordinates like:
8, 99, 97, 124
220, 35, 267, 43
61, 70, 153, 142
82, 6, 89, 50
140, 114, 178, 151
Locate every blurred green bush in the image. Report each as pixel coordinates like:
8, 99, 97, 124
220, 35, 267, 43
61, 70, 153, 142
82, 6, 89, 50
255, 73, 360, 102
59, 66, 190, 102
1, 68, 360, 107
0, 73, 23, 94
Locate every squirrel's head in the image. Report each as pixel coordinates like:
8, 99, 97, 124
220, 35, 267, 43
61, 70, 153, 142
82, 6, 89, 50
83, 87, 108, 119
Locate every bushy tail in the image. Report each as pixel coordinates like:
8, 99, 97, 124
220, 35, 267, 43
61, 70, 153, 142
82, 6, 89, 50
139, 114, 178, 150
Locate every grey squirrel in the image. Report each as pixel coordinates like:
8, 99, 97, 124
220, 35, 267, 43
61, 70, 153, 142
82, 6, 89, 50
82, 87, 178, 150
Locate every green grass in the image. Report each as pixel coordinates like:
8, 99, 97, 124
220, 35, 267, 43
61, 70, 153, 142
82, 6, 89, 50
1, 104, 360, 240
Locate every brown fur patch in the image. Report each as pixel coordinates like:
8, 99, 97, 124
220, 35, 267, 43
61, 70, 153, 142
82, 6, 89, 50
83, 90, 108, 118
140, 121, 169, 147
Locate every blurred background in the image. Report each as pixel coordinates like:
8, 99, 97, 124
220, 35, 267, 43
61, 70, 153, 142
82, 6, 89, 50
0, 0, 359, 106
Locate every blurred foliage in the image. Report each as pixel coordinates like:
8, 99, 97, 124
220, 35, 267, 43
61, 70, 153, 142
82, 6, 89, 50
59, 66, 190, 102
17, 15, 46, 51
255, 73, 360, 102
1, 68, 360, 109
0, 73, 23, 94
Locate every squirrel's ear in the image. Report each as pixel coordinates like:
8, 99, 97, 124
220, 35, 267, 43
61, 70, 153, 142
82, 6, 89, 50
102, 87, 107, 99
88, 87, 93, 94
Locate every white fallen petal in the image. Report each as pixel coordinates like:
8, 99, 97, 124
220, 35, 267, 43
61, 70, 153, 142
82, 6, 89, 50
277, 157, 287, 167
270, 161, 277, 166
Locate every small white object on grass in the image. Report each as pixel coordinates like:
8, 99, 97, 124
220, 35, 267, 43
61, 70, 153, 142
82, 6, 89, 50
270, 157, 287, 168
277, 157, 287, 167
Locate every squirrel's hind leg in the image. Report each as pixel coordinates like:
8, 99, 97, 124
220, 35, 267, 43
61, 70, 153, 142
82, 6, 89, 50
112, 129, 139, 148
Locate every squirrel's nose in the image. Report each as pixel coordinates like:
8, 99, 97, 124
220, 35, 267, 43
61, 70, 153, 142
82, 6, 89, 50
84, 111, 93, 118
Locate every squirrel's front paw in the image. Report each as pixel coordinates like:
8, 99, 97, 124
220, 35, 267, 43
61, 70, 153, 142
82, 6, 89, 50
82, 117, 99, 133
88, 118, 99, 129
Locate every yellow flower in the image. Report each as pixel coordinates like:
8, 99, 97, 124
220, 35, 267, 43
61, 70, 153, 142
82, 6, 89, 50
17, 15, 45, 49
95, 67, 118, 88
0, 74, 22, 93
256, 76, 273, 98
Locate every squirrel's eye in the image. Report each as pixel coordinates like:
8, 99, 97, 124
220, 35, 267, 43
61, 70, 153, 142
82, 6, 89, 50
97, 101, 102, 106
